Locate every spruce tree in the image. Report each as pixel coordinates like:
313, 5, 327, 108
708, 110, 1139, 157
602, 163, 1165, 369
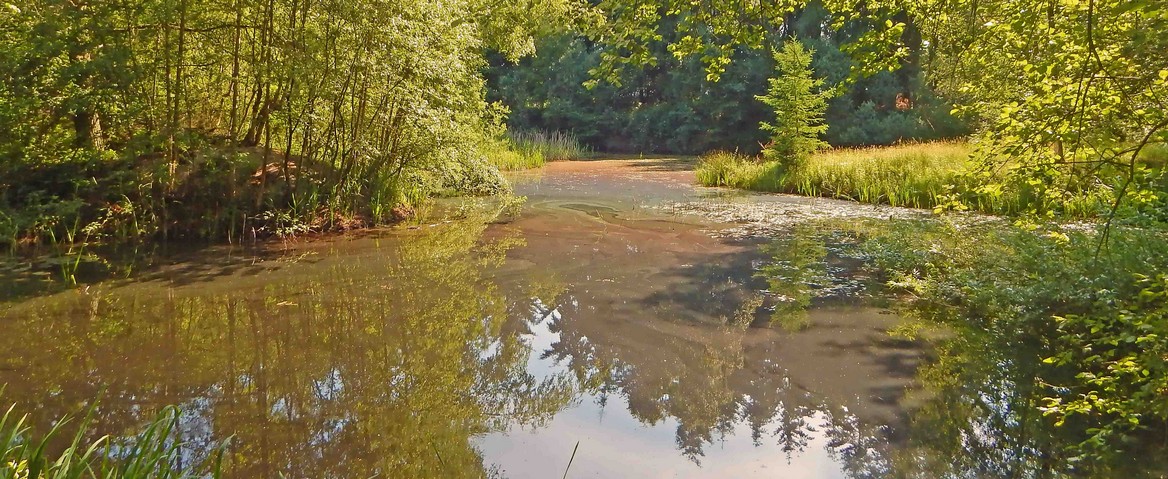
756, 40, 832, 167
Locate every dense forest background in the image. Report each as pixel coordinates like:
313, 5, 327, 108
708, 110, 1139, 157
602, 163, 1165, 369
486, 1, 968, 154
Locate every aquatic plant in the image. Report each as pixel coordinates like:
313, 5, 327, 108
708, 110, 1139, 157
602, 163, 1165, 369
507, 130, 590, 162
0, 402, 223, 479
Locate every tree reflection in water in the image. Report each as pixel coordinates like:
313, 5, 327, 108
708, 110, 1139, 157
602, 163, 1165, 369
886, 311, 1168, 478
0, 208, 575, 478
529, 283, 894, 477
516, 222, 1166, 478
5, 210, 1156, 478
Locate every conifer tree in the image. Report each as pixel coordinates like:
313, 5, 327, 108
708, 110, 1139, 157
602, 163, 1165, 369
756, 40, 832, 167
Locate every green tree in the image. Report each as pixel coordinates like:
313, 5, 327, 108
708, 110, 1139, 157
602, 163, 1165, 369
589, 0, 1168, 215
912, 0, 1168, 217
0, 0, 580, 247
487, 2, 967, 155
757, 40, 832, 167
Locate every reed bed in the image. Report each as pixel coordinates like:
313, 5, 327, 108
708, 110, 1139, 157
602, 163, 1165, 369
785, 142, 970, 208
485, 142, 546, 171
507, 130, 590, 162
697, 142, 969, 207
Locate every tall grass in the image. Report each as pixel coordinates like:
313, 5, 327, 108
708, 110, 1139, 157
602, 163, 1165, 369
1, 401, 223, 479
696, 142, 1111, 216
697, 142, 970, 208
786, 143, 971, 208
484, 140, 545, 171
507, 130, 590, 162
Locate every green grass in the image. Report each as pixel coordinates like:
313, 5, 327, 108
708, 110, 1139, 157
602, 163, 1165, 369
485, 141, 546, 171
1140, 142, 1168, 167
696, 142, 1116, 216
697, 142, 971, 209
507, 130, 590, 162
786, 143, 971, 208
486, 130, 591, 172
1, 401, 223, 478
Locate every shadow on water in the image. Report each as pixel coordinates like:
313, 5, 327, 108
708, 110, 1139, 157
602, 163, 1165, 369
0, 242, 292, 303
620, 156, 700, 172
566, 156, 698, 172
636, 242, 767, 325
0, 226, 425, 304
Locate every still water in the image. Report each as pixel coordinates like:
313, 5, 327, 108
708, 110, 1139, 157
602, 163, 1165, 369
0, 159, 944, 477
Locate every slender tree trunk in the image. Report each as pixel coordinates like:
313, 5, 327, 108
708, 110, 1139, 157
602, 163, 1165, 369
229, 1, 243, 140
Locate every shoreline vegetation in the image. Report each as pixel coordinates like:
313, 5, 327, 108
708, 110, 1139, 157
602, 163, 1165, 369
486, 130, 591, 172
694, 141, 1162, 217
0, 0, 581, 254
0, 127, 585, 252
1, 400, 224, 479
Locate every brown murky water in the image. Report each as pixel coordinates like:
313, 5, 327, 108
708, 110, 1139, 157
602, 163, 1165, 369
0, 159, 928, 478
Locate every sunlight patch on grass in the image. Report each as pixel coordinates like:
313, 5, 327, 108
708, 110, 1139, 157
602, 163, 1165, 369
697, 142, 971, 209
695, 141, 1119, 217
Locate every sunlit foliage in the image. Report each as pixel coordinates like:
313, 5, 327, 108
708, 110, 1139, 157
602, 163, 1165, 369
0, 0, 580, 246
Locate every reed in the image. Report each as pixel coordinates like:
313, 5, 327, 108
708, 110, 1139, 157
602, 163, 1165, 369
507, 130, 590, 162
485, 142, 546, 171
788, 142, 970, 208
1, 400, 223, 479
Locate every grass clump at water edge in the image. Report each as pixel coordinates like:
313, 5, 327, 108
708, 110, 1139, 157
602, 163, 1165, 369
486, 129, 591, 172
484, 139, 546, 171
1, 399, 223, 479
507, 130, 590, 162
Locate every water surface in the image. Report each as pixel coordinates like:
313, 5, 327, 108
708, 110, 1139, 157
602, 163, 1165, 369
0, 159, 943, 477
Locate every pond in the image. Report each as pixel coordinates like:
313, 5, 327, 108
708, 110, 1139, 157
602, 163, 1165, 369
0, 159, 1103, 478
